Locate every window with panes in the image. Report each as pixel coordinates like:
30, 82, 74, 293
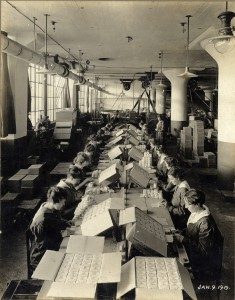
28, 64, 66, 125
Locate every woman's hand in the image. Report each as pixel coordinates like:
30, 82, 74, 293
66, 220, 74, 227
173, 233, 184, 243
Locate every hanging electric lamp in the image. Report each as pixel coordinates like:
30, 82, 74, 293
157, 50, 166, 91
178, 15, 198, 78
37, 14, 55, 74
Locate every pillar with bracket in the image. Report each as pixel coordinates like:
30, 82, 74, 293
201, 35, 235, 190
155, 82, 166, 115
163, 68, 189, 136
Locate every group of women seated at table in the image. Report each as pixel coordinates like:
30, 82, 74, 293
29, 123, 114, 277
148, 139, 223, 283
29, 121, 223, 286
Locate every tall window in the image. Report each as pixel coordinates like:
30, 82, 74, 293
79, 84, 86, 113
28, 64, 66, 125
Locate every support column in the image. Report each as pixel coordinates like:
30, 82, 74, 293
201, 37, 235, 190
155, 83, 166, 115
163, 68, 189, 136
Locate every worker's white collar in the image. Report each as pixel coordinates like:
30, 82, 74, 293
159, 153, 167, 163
187, 205, 210, 225
178, 180, 190, 189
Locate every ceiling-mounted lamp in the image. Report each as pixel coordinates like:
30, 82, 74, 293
51, 20, 57, 32
206, 2, 235, 54
120, 79, 133, 91
126, 36, 133, 43
37, 13, 57, 75
44, 13, 50, 70
180, 22, 186, 33
218, 1, 235, 36
156, 50, 166, 90
178, 15, 198, 79
158, 50, 165, 85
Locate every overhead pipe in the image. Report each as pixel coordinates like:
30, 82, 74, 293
1, 33, 114, 95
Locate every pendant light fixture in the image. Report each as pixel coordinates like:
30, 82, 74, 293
44, 13, 49, 70
158, 50, 166, 88
205, 2, 235, 54
37, 13, 56, 74
178, 15, 198, 78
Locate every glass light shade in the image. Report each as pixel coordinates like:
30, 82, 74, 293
177, 67, 198, 78
210, 36, 234, 54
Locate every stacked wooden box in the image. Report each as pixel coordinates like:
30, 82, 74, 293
180, 127, 193, 159
55, 109, 77, 125
53, 109, 77, 140
190, 120, 204, 156
50, 162, 72, 181
7, 169, 28, 193
53, 121, 73, 140
27, 155, 40, 165
7, 164, 45, 199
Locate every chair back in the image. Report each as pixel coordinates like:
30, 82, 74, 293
25, 226, 34, 279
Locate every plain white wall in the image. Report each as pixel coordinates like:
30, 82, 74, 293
99, 78, 148, 111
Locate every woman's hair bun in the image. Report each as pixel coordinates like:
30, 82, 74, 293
185, 189, 205, 206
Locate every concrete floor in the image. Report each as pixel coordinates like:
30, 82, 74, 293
0, 225, 28, 297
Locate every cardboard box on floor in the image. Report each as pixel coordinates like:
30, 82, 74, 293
55, 121, 73, 128
21, 175, 40, 188
50, 162, 72, 174
8, 174, 27, 193
116, 257, 197, 300
15, 169, 29, 176
119, 207, 168, 257
56, 108, 77, 125
28, 163, 45, 175
81, 197, 125, 236
34, 237, 121, 299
